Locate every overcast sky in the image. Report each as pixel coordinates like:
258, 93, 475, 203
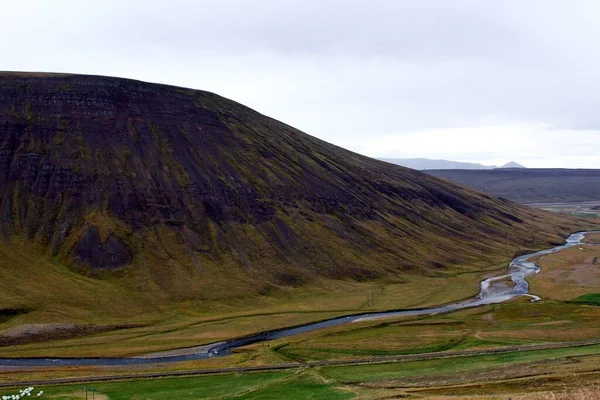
3, 0, 599, 168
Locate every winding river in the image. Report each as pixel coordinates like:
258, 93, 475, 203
0, 231, 592, 368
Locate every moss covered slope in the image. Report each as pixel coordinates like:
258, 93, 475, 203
0, 72, 586, 308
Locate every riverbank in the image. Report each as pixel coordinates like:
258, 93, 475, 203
0, 231, 594, 368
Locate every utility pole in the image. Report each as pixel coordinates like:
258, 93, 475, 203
266, 326, 270, 347
367, 292, 374, 307
84, 387, 97, 400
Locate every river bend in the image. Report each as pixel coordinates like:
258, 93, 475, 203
0, 231, 591, 367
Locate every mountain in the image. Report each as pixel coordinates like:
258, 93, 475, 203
426, 168, 600, 203
381, 158, 496, 170
499, 161, 526, 169
0, 72, 583, 316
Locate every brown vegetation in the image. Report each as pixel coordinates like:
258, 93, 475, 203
0, 323, 143, 346
530, 239, 600, 300
527, 385, 600, 400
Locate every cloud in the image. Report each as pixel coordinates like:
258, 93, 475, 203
348, 124, 600, 168
2, 0, 600, 167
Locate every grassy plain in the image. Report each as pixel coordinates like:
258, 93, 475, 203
536, 202, 600, 221
583, 231, 600, 244
529, 236, 600, 301
9, 371, 354, 400
269, 232, 600, 364
11, 344, 600, 399
0, 232, 599, 397
573, 293, 600, 305
268, 299, 600, 363
27, 371, 342, 399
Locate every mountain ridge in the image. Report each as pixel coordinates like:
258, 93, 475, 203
501, 161, 526, 169
381, 158, 495, 170
0, 72, 584, 306
382, 158, 526, 170
426, 168, 600, 203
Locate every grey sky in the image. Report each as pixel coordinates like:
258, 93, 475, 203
2, 0, 599, 167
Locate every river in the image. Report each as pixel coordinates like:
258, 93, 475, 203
0, 231, 591, 367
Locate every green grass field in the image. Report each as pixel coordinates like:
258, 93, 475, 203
0, 232, 599, 398
17, 342, 600, 399
321, 344, 600, 383
573, 293, 600, 305
22, 371, 353, 400
266, 299, 600, 363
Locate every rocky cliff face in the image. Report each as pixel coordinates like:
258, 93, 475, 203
0, 72, 580, 295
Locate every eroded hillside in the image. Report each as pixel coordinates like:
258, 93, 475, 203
0, 72, 585, 304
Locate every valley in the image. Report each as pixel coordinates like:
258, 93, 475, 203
426, 169, 600, 204
529, 201, 600, 221
0, 231, 599, 399
0, 231, 590, 366
0, 73, 599, 398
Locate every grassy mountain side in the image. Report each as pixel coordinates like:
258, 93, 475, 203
0, 72, 588, 317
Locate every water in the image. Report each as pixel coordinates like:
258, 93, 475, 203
0, 231, 591, 367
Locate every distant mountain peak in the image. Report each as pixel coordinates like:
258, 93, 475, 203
381, 158, 528, 171
500, 161, 526, 169
380, 158, 495, 170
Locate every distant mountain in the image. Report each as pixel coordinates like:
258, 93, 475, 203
381, 158, 496, 170
426, 168, 600, 203
499, 161, 526, 169
381, 158, 528, 171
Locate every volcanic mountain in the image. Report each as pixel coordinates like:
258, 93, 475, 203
0, 72, 583, 307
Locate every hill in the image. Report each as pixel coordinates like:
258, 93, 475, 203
381, 158, 527, 170
0, 72, 585, 322
381, 158, 496, 170
500, 161, 526, 168
426, 168, 600, 203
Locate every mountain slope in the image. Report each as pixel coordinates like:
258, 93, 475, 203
426, 168, 600, 203
0, 72, 584, 312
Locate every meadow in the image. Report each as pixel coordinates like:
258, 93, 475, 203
0, 231, 598, 398
11, 343, 600, 399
